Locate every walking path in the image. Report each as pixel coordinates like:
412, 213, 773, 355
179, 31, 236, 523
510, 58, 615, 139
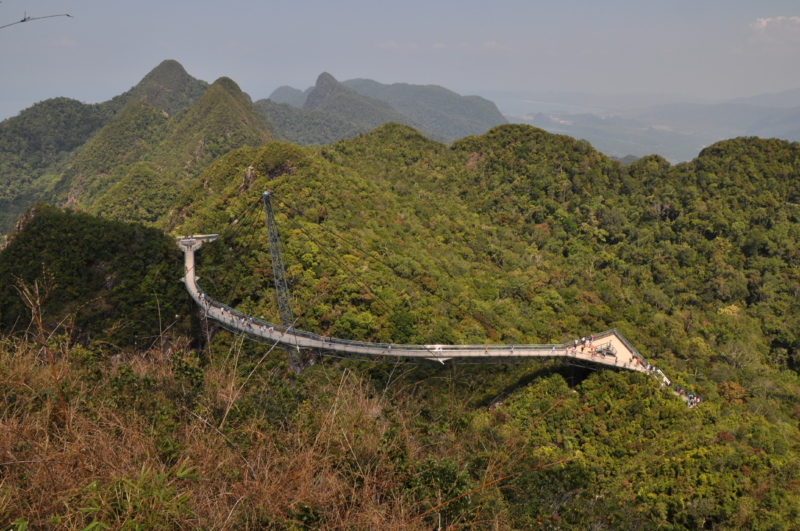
178, 235, 669, 377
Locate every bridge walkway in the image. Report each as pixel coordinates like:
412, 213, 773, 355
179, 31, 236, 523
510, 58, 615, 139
178, 236, 665, 376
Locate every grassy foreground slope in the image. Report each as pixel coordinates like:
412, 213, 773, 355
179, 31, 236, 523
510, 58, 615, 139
2, 124, 800, 529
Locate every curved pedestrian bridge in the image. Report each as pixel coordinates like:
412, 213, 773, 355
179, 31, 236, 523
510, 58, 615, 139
178, 235, 669, 378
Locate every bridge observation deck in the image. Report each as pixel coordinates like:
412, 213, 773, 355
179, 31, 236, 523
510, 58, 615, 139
177, 235, 669, 379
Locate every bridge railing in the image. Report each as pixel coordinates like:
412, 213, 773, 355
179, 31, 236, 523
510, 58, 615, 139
181, 238, 669, 380
192, 276, 667, 376
194, 281, 632, 356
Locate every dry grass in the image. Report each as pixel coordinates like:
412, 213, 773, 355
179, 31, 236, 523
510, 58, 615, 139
0, 331, 521, 530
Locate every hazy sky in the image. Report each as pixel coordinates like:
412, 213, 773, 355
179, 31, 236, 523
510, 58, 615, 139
2, 0, 800, 120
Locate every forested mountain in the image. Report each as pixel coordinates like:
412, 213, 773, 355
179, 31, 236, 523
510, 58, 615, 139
0, 203, 193, 341
0, 97, 111, 231
3, 122, 800, 528
256, 73, 434, 146
264, 74, 507, 144
0, 60, 209, 234
253, 99, 366, 146
267, 85, 313, 108
342, 77, 507, 139
116, 59, 210, 117
301, 72, 438, 139
5, 64, 511, 233
0, 75, 270, 231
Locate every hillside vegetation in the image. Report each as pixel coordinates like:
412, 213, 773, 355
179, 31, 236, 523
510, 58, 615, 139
172, 125, 800, 526
256, 72, 439, 147
264, 74, 507, 146
267, 85, 313, 108
254, 99, 365, 147
1, 62, 513, 235
0, 60, 209, 233
2, 92, 800, 527
0, 203, 194, 344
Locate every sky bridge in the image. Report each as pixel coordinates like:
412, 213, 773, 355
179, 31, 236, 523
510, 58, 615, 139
177, 224, 669, 383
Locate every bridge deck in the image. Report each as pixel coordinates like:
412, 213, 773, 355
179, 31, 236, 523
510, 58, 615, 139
178, 236, 662, 375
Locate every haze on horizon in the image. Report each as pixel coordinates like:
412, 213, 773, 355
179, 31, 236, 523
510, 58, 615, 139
1, 0, 799, 121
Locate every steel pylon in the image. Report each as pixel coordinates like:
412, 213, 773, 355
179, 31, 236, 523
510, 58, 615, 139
262, 190, 302, 372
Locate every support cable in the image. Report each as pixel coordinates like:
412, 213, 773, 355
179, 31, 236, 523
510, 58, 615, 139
271, 193, 513, 340
213, 204, 264, 300
222, 212, 262, 308
283, 214, 396, 316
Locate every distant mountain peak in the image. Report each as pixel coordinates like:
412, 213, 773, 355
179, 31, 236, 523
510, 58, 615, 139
304, 72, 353, 110
268, 86, 310, 108
113, 59, 209, 117
209, 76, 252, 103
341, 77, 507, 140
141, 59, 192, 84
316, 72, 337, 84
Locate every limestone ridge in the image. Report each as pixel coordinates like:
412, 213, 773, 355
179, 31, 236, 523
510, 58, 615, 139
253, 98, 366, 146
261, 73, 505, 144
107, 59, 210, 117
268, 86, 313, 108
302, 72, 421, 132
342, 78, 508, 140
52, 76, 271, 225
255, 73, 438, 146
0, 60, 210, 233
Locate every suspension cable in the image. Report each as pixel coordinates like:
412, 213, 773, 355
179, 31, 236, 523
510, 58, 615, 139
271, 193, 509, 339
206, 199, 266, 301
224, 208, 264, 305
283, 214, 396, 316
